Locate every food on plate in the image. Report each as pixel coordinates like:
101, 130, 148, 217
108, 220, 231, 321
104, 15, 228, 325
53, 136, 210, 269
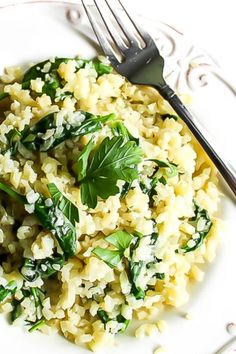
0, 56, 221, 351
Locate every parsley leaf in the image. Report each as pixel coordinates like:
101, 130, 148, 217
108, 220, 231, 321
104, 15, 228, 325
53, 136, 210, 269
78, 136, 143, 208
92, 248, 121, 268
73, 138, 95, 182
93, 230, 133, 268
111, 121, 139, 145
105, 230, 133, 252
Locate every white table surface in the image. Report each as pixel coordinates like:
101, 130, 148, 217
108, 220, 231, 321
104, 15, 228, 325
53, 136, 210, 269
1, 0, 235, 86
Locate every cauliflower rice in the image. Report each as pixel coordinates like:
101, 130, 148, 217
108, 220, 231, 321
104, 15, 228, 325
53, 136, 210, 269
0, 56, 222, 351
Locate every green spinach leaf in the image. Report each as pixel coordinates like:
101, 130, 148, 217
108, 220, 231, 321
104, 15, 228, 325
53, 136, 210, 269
0, 181, 78, 258
22, 57, 112, 100
21, 254, 65, 282
0, 281, 17, 302
12, 111, 114, 152
0, 92, 9, 101
180, 203, 212, 253
48, 183, 79, 225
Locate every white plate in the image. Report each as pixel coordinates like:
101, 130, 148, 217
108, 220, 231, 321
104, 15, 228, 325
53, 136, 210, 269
0, 2, 235, 354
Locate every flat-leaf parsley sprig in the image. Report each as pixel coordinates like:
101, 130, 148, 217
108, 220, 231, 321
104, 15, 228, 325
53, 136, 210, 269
75, 136, 143, 208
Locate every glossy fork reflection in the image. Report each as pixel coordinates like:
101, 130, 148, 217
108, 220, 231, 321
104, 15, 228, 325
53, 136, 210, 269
81, 0, 236, 198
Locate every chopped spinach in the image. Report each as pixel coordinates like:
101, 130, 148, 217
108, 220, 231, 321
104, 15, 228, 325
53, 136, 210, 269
28, 319, 45, 333
128, 234, 164, 300
180, 202, 212, 253
0, 281, 17, 302
120, 181, 133, 198
21, 254, 65, 282
48, 183, 79, 225
97, 309, 130, 332
8, 110, 114, 153
140, 159, 178, 206
148, 159, 178, 178
160, 113, 178, 121
116, 314, 130, 332
0, 92, 9, 101
22, 57, 112, 100
97, 309, 110, 324
10, 299, 22, 323
0, 181, 79, 258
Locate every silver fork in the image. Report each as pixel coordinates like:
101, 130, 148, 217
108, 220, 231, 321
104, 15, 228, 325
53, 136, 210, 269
81, 0, 236, 197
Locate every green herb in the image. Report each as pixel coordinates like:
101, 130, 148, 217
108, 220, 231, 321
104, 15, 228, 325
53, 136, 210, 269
48, 183, 79, 225
150, 232, 159, 245
129, 261, 145, 300
12, 286, 45, 330
140, 159, 178, 206
10, 299, 22, 323
34, 195, 77, 259
127, 237, 145, 299
22, 57, 112, 100
79, 136, 142, 208
28, 319, 45, 333
0, 181, 26, 204
93, 230, 133, 268
180, 203, 212, 253
0, 181, 78, 258
97, 310, 130, 332
97, 309, 110, 324
9, 111, 114, 153
111, 121, 139, 145
155, 273, 165, 280
92, 248, 121, 268
5, 128, 22, 154
120, 181, 132, 198
148, 159, 178, 178
73, 138, 95, 182
116, 314, 130, 332
128, 235, 164, 300
21, 254, 65, 282
92, 58, 113, 76
140, 177, 159, 207
160, 113, 178, 121
105, 231, 133, 252
0, 92, 9, 101
0, 281, 17, 302
30, 287, 44, 320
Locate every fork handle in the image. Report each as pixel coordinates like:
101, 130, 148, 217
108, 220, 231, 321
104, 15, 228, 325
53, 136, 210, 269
157, 83, 236, 198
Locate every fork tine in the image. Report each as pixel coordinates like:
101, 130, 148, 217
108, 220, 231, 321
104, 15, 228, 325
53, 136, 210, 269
117, 0, 156, 47
81, 0, 120, 65
104, 0, 141, 47
93, 0, 128, 54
